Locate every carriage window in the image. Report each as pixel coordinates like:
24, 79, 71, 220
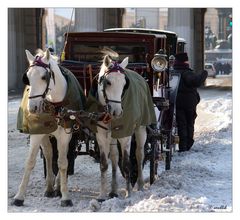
70, 43, 147, 63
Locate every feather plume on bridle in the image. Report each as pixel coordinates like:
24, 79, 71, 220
101, 47, 119, 61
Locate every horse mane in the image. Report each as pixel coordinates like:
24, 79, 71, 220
35, 49, 44, 56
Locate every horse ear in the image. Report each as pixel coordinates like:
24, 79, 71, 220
25, 50, 34, 64
46, 49, 50, 60
120, 57, 129, 69
103, 55, 111, 67
42, 49, 51, 64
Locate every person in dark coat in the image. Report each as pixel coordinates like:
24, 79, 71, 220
174, 52, 208, 152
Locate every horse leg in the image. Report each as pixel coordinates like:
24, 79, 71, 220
134, 126, 147, 190
12, 135, 44, 206
109, 139, 119, 198
96, 129, 112, 201
53, 171, 61, 197
41, 136, 55, 197
54, 128, 72, 207
118, 137, 132, 198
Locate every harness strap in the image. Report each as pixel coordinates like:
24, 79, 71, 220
105, 99, 122, 104
96, 123, 109, 130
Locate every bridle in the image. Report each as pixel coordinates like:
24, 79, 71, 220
22, 56, 55, 99
99, 61, 129, 110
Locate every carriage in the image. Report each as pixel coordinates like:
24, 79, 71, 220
57, 28, 185, 183
13, 28, 186, 206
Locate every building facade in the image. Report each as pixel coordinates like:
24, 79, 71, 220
8, 8, 45, 91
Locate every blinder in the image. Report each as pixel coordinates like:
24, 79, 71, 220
123, 75, 129, 92
22, 72, 29, 85
22, 69, 55, 85
99, 75, 111, 89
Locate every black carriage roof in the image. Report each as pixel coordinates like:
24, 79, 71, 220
104, 28, 178, 37
65, 31, 167, 39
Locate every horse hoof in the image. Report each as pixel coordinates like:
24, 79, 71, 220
61, 199, 73, 207
109, 192, 118, 198
12, 199, 24, 206
54, 190, 62, 197
97, 198, 106, 203
44, 191, 55, 198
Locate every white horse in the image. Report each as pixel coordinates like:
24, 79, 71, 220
12, 49, 80, 207
96, 52, 156, 201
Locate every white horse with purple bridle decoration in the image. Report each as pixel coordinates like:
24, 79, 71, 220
95, 50, 156, 201
12, 49, 84, 207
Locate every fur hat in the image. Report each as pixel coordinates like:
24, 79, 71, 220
175, 52, 188, 63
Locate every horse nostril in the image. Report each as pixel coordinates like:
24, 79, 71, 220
34, 106, 38, 111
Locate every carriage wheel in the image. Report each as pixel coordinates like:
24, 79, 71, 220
150, 140, 158, 184
117, 141, 124, 178
149, 157, 155, 184
67, 133, 78, 175
165, 150, 171, 170
129, 135, 138, 187
165, 137, 172, 170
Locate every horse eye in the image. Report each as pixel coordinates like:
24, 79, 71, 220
41, 75, 46, 80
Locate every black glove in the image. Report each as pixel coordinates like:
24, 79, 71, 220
202, 70, 208, 77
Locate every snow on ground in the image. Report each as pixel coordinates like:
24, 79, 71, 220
7, 87, 232, 213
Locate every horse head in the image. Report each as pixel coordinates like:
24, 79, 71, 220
24, 49, 66, 113
98, 53, 129, 118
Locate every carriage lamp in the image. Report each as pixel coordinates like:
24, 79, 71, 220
151, 49, 168, 72
169, 55, 175, 71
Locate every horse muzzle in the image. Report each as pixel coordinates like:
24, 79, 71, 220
110, 106, 123, 118
28, 99, 45, 114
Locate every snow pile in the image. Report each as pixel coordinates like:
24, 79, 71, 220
124, 195, 211, 212
195, 92, 232, 133
7, 88, 232, 212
